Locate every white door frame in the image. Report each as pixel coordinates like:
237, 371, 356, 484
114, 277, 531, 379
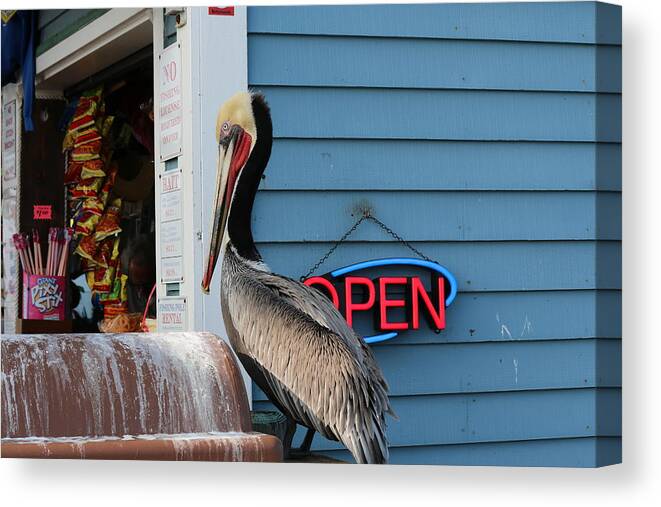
152, 7, 251, 398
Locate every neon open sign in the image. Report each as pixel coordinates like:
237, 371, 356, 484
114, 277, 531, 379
304, 258, 457, 344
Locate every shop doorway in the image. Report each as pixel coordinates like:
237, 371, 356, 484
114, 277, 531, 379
64, 49, 156, 332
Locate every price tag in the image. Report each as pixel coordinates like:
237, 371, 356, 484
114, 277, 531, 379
33, 205, 52, 220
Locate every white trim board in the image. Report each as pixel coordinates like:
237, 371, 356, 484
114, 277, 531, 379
35, 8, 153, 91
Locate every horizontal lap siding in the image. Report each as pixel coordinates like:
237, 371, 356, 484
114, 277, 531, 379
254, 192, 622, 241
249, 36, 621, 92
247, 2, 621, 467
253, 388, 621, 449
253, 338, 622, 399
261, 87, 621, 142
322, 437, 622, 467
261, 140, 621, 191
257, 242, 621, 290
247, 3, 621, 44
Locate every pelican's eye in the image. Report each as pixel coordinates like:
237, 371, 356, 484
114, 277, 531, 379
222, 121, 230, 133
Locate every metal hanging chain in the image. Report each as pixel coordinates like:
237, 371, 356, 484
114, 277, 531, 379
364, 214, 434, 263
300, 210, 434, 280
300, 214, 368, 280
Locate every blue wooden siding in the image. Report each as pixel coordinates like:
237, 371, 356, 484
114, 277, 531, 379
247, 2, 621, 467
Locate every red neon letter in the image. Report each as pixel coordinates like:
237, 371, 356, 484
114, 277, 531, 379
304, 277, 340, 309
411, 277, 445, 330
344, 277, 375, 327
379, 277, 409, 330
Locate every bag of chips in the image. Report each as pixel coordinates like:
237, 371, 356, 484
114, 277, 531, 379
69, 98, 98, 132
95, 198, 122, 241
98, 310, 141, 333
83, 195, 104, 216
98, 164, 118, 206
99, 115, 115, 138
74, 127, 102, 147
74, 212, 101, 237
80, 158, 105, 179
71, 140, 102, 161
70, 177, 103, 199
93, 236, 120, 292
93, 266, 114, 293
94, 236, 115, 268
100, 270, 123, 305
119, 273, 128, 303
75, 235, 98, 262
68, 88, 103, 133
86, 270, 95, 291
64, 161, 84, 185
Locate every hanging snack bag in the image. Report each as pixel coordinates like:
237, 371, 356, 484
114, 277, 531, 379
100, 269, 123, 305
94, 236, 115, 268
75, 234, 99, 262
74, 127, 102, 147
99, 115, 115, 138
70, 177, 103, 199
93, 266, 113, 294
68, 88, 103, 133
74, 210, 101, 237
64, 161, 84, 185
86, 271, 96, 292
95, 198, 122, 241
71, 140, 102, 162
80, 158, 106, 179
120, 273, 128, 303
98, 164, 118, 206
93, 237, 120, 293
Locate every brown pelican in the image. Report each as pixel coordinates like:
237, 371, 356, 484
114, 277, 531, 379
201, 92, 394, 464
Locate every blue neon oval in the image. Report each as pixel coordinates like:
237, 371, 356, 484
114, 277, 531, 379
364, 332, 398, 344
330, 257, 458, 306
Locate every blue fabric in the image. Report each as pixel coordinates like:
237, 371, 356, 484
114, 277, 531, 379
1, 11, 36, 131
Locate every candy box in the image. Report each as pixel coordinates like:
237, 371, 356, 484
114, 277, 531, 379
22, 273, 67, 320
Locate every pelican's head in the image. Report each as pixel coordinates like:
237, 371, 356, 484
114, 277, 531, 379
201, 91, 259, 293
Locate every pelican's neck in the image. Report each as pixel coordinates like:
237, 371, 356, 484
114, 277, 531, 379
226, 96, 273, 262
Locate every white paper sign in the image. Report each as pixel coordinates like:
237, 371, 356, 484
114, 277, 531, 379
160, 169, 182, 193
157, 297, 187, 331
158, 44, 182, 161
160, 220, 183, 258
161, 190, 182, 222
161, 256, 184, 282
2, 100, 17, 181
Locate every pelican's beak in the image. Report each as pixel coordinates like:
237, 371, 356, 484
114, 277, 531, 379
201, 126, 252, 293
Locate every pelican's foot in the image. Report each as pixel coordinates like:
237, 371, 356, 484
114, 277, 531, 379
283, 426, 316, 460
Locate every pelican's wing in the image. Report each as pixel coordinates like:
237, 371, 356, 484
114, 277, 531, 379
225, 271, 393, 464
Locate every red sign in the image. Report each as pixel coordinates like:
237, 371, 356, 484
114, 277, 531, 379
306, 275, 446, 332
33, 205, 52, 220
303, 258, 458, 344
208, 6, 235, 16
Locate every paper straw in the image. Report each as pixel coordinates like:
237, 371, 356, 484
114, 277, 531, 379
52, 231, 60, 276
24, 234, 35, 275
33, 228, 43, 275
45, 231, 52, 275
12, 234, 28, 274
57, 228, 72, 276
47, 228, 58, 276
